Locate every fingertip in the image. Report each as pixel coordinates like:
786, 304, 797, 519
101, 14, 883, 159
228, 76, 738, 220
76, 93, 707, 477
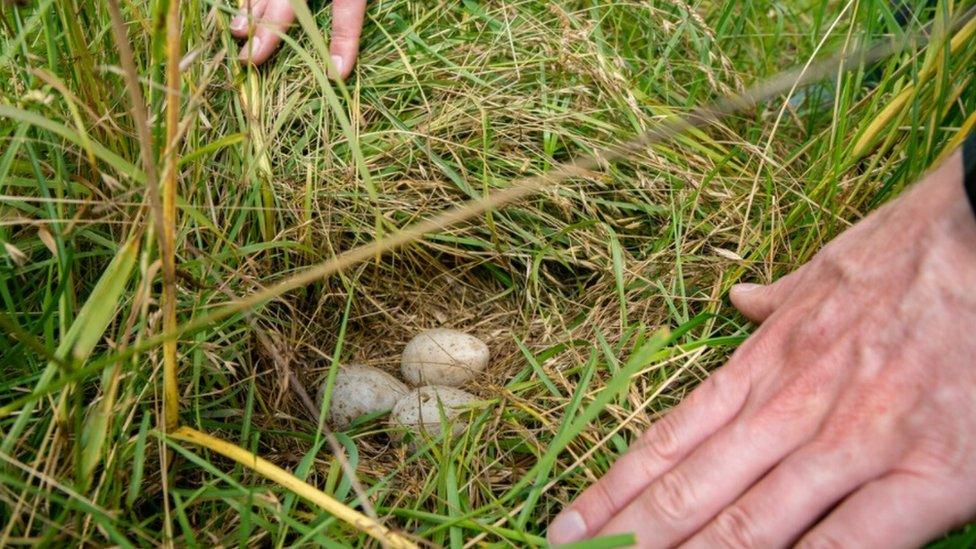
730, 283, 763, 302
330, 0, 366, 79
730, 283, 770, 323
329, 54, 349, 80
230, 0, 267, 38
238, 35, 273, 66
236, 0, 293, 66
229, 15, 250, 38
548, 509, 588, 546
237, 37, 254, 64
328, 46, 359, 80
339, 55, 357, 80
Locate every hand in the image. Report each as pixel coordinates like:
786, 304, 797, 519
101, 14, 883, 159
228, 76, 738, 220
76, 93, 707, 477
549, 151, 976, 548
231, 0, 365, 78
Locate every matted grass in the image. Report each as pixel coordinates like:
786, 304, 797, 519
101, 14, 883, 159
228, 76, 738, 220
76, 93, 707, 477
1, 0, 974, 546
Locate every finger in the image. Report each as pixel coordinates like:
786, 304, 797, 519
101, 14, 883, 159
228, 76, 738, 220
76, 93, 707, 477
329, 0, 367, 79
730, 268, 805, 324
239, 0, 296, 65
230, 0, 269, 38
547, 367, 750, 546
682, 437, 892, 549
798, 473, 972, 549
594, 380, 832, 548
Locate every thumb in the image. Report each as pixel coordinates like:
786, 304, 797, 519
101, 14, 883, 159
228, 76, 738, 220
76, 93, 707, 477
730, 270, 803, 323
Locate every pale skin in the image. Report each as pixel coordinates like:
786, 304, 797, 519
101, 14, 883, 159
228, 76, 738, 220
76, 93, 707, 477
231, 0, 365, 77
550, 152, 976, 547
236, 7, 976, 546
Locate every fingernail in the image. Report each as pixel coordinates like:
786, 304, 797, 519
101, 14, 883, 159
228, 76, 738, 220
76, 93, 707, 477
732, 283, 763, 294
548, 509, 587, 545
330, 55, 344, 78
230, 14, 247, 31
240, 36, 262, 60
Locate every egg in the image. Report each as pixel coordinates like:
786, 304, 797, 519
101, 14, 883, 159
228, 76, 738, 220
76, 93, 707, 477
390, 385, 477, 437
400, 329, 489, 387
317, 364, 409, 429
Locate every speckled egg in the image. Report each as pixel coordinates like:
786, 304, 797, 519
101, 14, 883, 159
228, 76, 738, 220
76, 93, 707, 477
390, 385, 478, 437
317, 364, 409, 429
400, 329, 489, 387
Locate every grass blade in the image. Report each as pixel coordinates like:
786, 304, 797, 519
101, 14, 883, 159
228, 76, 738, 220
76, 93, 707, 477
2, 238, 138, 456
169, 426, 418, 549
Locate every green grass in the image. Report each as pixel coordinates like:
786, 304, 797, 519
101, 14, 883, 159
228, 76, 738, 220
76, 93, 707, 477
1, 0, 974, 546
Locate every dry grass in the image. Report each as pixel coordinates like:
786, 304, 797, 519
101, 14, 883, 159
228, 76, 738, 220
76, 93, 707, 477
1, 0, 974, 546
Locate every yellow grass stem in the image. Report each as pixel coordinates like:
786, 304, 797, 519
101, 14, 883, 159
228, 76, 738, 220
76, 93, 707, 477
169, 427, 418, 548
162, 0, 180, 434
852, 11, 976, 158
936, 110, 976, 164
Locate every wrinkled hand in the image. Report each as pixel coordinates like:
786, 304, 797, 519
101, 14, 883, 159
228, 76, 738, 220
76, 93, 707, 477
231, 0, 365, 77
549, 152, 976, 548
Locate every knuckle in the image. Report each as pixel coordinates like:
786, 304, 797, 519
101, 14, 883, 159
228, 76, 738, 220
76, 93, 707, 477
705, 367, 745, 408
908, 427, 969, 477
808, 424, 854, 453
331, 26, 362, 42
811, 249, 865, 291
814, 402, 878, 448
629, 448, 663, 486
648, 469, 695, 522
797, 532, 845, 549
332, 31, 353, 43
642, 413, 683, 463
580, 478, 617, 516
788, 308, 838, 347
708, 506, 758, 549
811, 246, 844, 275
760, 375, 830, 422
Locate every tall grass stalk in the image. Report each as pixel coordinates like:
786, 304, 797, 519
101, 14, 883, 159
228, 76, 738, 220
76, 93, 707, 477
1, 0, 974, 545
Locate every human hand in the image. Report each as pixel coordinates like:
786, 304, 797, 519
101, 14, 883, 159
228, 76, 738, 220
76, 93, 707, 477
231, 0, 365, 78
549, 151, 976, 548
